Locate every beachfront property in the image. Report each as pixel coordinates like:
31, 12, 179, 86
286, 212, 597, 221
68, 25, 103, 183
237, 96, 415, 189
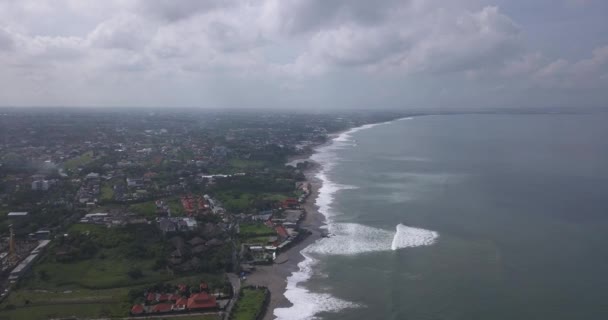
130, 282, 221, 316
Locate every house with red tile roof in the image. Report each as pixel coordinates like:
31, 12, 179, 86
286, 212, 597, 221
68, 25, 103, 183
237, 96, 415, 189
173, 297, 188, 311
178, 284, 188, 293
282, 198, 299, 209
145, 292, 156, 303
130, 304, 145, 315
151, 303, 173, 313
275, 225, 288, 239
187, 292, 217, 310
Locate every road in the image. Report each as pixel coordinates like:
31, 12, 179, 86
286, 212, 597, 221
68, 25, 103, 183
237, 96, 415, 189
223, 273, 241, 320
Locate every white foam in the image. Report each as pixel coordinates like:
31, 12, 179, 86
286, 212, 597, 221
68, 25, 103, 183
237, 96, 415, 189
391, 223, 439, 250
274, 254, 358, 320
306, 223, 438, 256
275, 117, 438, 320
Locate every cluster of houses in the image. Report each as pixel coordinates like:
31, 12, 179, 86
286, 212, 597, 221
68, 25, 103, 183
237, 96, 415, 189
157, 217, 198, 235
241, 183, 311, 264
79, 212, 146, 227
75, 173, 101, 206
130, 282, 219, 316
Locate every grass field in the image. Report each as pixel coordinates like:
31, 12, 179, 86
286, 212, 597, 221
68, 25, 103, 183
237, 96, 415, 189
262, 193, 290, 202
239, 223, 275, 238
167, 197, 185, 216
231, 288, 267, 320
0, 302, 127, 319
100, 184, 114, 201
218, 192, 254, 212
63, 151, 94, 170
229, 159, 266, 169
129, 201, 158, 217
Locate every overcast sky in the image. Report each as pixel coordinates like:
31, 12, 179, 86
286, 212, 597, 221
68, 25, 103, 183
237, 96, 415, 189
0, 0, 607, 110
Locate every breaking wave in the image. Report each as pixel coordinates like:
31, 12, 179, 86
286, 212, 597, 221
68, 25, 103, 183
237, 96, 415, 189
306, 222, 438, 256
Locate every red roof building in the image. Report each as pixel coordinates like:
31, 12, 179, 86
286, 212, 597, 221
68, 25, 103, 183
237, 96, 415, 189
145, 292, 156, 302
178, 284, 188, 293
173, 297, 188, 311
152, 303, 173, 313
187, 292, 217, 310
158, 293, 169, 302
131, 304, 145, 315
275, 225, 288, 239
283, 198, 299, 208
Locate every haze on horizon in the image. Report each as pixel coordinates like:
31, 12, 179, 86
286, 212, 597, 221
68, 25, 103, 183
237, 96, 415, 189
0, 0, 607, 110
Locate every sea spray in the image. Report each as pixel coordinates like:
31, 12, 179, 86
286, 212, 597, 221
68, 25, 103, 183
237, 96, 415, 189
391, 223, 439, 251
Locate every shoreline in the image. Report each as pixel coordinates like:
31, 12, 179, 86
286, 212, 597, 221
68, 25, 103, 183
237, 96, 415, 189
245, 118, 407, 320
243, 159, 325, 320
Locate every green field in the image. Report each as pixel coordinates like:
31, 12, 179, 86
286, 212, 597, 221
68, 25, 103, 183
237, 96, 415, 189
167, 198, 185, 216
129, 201, 158, 217
231, 288, 267, 320
262, 193, 290, 202
239, 223, 275, 238
0, 223, 229, 319
100, 184, 114, 201
229, 159, 266, 169
218, 192, 254, 212
0, 302, 127, 320
63, 151, 94, 170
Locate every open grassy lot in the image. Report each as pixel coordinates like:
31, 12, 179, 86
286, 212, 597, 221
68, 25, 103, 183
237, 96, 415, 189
239, 223, 275, 238
229, 159, 266, 169
218, 192, 254, 212
231, 287, 267, 320
24, 224, 170, 290
100, 183, 114, 201
63, 151, 94, 170
129, 201, 158, 217
0, 302, 127, 320
167, 197, 186, 216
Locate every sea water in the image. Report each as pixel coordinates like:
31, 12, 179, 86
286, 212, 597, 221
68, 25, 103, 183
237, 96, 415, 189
275, 113, 608, 320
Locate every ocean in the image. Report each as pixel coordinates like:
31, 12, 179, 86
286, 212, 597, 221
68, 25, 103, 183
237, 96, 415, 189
275, 113, 608, 320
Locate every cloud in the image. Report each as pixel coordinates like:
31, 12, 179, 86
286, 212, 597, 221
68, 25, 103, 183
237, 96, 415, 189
0, 0, 606, 108
283, 5, 521, 76
0, 27, 15, 51
87, 13, 153, 51
137, 0, 237, 22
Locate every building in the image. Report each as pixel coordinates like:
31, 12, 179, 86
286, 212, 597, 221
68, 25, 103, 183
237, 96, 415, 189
7, 212, 29, 218
9, 253, 38, 282
187, 292, 217, 310
31, 180, 50, 191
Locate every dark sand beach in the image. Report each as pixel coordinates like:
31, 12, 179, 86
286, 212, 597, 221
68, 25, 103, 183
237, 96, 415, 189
245, 161, 325, 320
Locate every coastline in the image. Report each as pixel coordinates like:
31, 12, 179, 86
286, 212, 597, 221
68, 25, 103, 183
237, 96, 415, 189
243, 160, 325, 320
245, 117, 409, 320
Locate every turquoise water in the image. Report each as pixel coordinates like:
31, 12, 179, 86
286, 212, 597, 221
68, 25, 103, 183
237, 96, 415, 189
276, 114, 608, 320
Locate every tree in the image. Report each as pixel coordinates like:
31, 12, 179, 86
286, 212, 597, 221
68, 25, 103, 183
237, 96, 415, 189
127, 267, 143, 279
38, 270, 50, 281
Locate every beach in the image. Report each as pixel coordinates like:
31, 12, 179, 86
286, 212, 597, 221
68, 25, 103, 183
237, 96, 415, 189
245, 160, 325, 320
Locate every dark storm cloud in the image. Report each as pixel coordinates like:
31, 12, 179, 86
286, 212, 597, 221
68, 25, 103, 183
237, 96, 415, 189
0, 0, 606, 109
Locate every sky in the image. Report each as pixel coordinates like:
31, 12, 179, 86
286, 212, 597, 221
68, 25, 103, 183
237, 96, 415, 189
0, 0, 607, 110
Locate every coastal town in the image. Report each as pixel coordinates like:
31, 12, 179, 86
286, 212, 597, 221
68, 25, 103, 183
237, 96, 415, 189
0, 108, 404, 319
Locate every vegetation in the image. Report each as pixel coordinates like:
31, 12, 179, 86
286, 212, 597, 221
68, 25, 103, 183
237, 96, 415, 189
100, 183, 114, 201
63, 151, 95, 170
239, 223, 275, 238
230, 287, 268, 320
129, 201, 158, 217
